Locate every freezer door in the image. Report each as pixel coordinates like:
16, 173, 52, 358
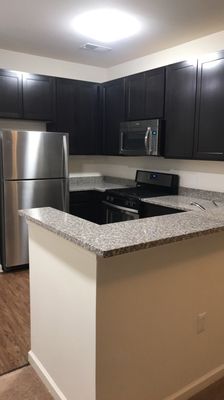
0, 130, 68, 180
1, 179, 69, 269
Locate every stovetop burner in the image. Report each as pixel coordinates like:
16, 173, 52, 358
104, 170, 179, 212
106, 186, 168, 200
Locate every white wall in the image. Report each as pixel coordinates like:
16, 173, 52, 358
107, 30, 224, 80
69, 156, 224, 192
0, 48, 107, 82
28, 222, 97, 400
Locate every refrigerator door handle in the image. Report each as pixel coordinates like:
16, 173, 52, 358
63, 134, 69, 178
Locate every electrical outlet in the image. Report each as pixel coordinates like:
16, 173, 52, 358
197, 312, 207, 334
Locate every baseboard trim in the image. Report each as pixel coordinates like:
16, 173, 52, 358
29, 351, 224, 400
28, 351, 67, 400
164, 364, 224, 400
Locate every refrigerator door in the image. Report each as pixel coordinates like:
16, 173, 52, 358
0, 130, 68, 180
1, 179, 69, 269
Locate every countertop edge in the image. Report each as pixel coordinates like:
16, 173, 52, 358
19, 208, 224, 258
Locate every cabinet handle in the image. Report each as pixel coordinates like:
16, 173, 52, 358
144, 127, 151, 155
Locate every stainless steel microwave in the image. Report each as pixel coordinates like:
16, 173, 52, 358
119, 119, 163, 156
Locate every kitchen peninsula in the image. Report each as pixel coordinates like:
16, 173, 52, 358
21, 195, 224, 400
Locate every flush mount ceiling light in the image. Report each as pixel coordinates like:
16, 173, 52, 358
72, 9, 141, 43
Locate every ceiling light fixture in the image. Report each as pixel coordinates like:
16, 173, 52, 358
72, 9, 141, 43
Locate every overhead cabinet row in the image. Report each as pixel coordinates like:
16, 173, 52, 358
0, 49, 224, 160
165, 50, 224, 160
0, 70, 55, 121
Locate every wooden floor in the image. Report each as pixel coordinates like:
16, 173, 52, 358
0, 270, 30, 376
189, 377, 224, 400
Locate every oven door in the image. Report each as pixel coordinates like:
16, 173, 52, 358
103, 201, 139, 224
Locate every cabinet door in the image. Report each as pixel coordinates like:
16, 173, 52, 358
125, 72, 146, 120
164, 60, 197, 159
103, 78, 125, 155
23, 73, 55, 121
145, 67, 165, 119
74, 81, 101, 155
54, 78, 76, 155
0, 69, 22, 118
194, 51, 224, 160
69, 191, 104, 224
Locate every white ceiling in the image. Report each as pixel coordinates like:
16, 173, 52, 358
1, 0, 224, 68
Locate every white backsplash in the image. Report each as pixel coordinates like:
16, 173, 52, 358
69, 155, 224, 193
0, 119, 46, 131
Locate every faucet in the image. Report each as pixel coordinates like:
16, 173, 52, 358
212, 200, 219, 207
190, 202, 206, 211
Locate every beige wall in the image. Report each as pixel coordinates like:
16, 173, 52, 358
96, 231, 224, 400
0, 48, 107, 82
107, 30, 224, 80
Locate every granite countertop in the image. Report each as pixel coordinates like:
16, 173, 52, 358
69, 182, 131, 192
142, 195, 224, 211
20, 195, 224, 257
69, 175, 133, 192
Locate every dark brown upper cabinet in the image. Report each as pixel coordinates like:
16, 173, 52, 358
164, 60, 197, 159
125, 67, 165, 121
194, 50, 224, 160
0, 69, 23, 118
102, 78, 126, 155
73, 80, 101, 155
145, 68, 165, 119
50, 78, 76, 154
23, 73, 55, 121
50, 78, 101, 155
126, 72, 146, 120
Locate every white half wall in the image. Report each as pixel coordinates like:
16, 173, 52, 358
28, 222, 97, 400
69, 155, 224, 192
107, 30, 224, 80
0, 48, 107, 82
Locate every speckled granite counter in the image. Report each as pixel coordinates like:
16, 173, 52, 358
69, 175, 133, 192
142, 195, 224, 211
20, 197, 224, 257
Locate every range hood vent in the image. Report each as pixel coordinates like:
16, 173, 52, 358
80, 43, 112, 52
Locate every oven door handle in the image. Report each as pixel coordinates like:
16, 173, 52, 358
103, 201, 139, 214
144, 126, 151, 155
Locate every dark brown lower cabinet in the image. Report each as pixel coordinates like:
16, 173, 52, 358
69, 191, 104, 224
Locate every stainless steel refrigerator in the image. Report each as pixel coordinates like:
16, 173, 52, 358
0, 130, 69, 271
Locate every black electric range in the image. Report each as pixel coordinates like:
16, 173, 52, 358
103, 170, 180, 223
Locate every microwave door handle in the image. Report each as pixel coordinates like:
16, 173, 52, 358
144, 127, 151, 155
